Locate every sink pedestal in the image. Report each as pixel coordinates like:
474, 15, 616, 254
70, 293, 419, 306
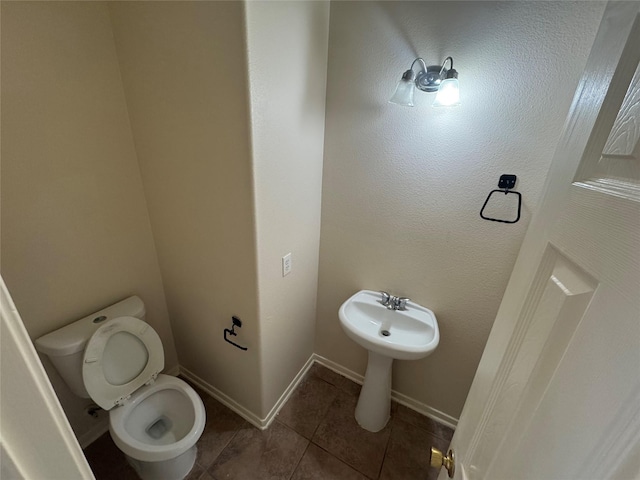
355, 351, 393, 432
339, 290, 440, 433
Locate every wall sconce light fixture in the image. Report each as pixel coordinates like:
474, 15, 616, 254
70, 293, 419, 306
390, 56, 460, 107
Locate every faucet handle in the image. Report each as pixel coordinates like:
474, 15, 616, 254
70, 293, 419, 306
380, 291, 391, 306
397, 297, 410, 310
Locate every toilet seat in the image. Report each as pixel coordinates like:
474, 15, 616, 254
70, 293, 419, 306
83, 316, 164, 410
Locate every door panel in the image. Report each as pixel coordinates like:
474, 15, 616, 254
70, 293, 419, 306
576, 60, 640, 196
466, 247, 598, 477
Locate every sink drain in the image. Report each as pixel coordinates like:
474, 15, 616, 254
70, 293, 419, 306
381, 330, 390, 337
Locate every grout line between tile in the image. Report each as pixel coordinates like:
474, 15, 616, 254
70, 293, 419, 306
310, 442, 372, 479
376, 419, 395, 480
287, 440, 312, 480
199, 417, 245, 474
394, 413, 454, 444
273, 420, 311, 480
309, 384, 340, 441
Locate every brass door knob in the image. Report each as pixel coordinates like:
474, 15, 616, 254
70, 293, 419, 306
430, 447, 455, 478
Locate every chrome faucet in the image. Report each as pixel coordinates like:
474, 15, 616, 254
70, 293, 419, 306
380, 291, 392, 307
379, 291, 410, 311
395, 297, 410, 311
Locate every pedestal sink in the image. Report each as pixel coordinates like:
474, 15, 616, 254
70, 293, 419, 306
339, 290, 439, 432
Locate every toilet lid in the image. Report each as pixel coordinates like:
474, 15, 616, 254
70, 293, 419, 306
82, 316, 164, 410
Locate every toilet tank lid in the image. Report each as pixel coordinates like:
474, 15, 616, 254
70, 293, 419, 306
35, 296, 146, 357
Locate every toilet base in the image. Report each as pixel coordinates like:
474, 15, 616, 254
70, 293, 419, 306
355, 351, 393, 432
126, 444, 197, 480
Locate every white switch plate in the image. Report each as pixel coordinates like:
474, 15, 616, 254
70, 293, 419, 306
282, 253, 292, 277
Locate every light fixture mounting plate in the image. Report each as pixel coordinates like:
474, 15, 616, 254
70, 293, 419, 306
415, 65, 447, 93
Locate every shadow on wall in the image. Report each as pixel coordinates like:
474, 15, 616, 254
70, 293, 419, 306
302, 2, 331, 120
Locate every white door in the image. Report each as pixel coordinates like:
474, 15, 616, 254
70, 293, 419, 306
0, 275, 95, 479
438, 3, 640, 479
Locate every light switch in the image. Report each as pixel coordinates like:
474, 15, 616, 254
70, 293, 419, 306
282, 253, 292, 277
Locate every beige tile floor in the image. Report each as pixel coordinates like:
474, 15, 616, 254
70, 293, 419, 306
84, 364, 453, 480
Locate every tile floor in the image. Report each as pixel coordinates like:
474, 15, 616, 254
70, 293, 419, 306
84, 364, 453, 480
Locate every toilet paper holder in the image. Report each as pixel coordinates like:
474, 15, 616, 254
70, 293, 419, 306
224, 316, 248, 351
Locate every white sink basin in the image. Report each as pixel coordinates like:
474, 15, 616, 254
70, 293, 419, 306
339, 290, 439, 360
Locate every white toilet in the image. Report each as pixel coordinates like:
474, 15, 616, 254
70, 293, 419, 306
35, 296, 206, 480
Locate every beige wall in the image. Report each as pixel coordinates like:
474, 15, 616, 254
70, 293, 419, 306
245, 1, 329, 417
1, 0, 607, 436
1, 0, 327, 428
0, 1, 177, 442
108, 2, 262, 415
316, 1, 606, 419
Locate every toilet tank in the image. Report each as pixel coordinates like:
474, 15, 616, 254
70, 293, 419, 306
35, 296, 146, 398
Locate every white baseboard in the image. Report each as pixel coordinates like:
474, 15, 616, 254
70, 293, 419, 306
311, 354, 365, 385
312, 353, 458, 429
82, 355, 457, 448
391, 390, 458, 429
260, 355, 315, 429
78, 421, 109, 449
179, 356, 315, 430
179, 366, 264, 428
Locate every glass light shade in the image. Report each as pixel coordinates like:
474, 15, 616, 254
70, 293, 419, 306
433, 78, 460, 107
389, 78, 415, 107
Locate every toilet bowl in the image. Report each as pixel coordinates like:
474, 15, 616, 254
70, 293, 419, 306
35, 296, 206, 480
110, 375, 205, 480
